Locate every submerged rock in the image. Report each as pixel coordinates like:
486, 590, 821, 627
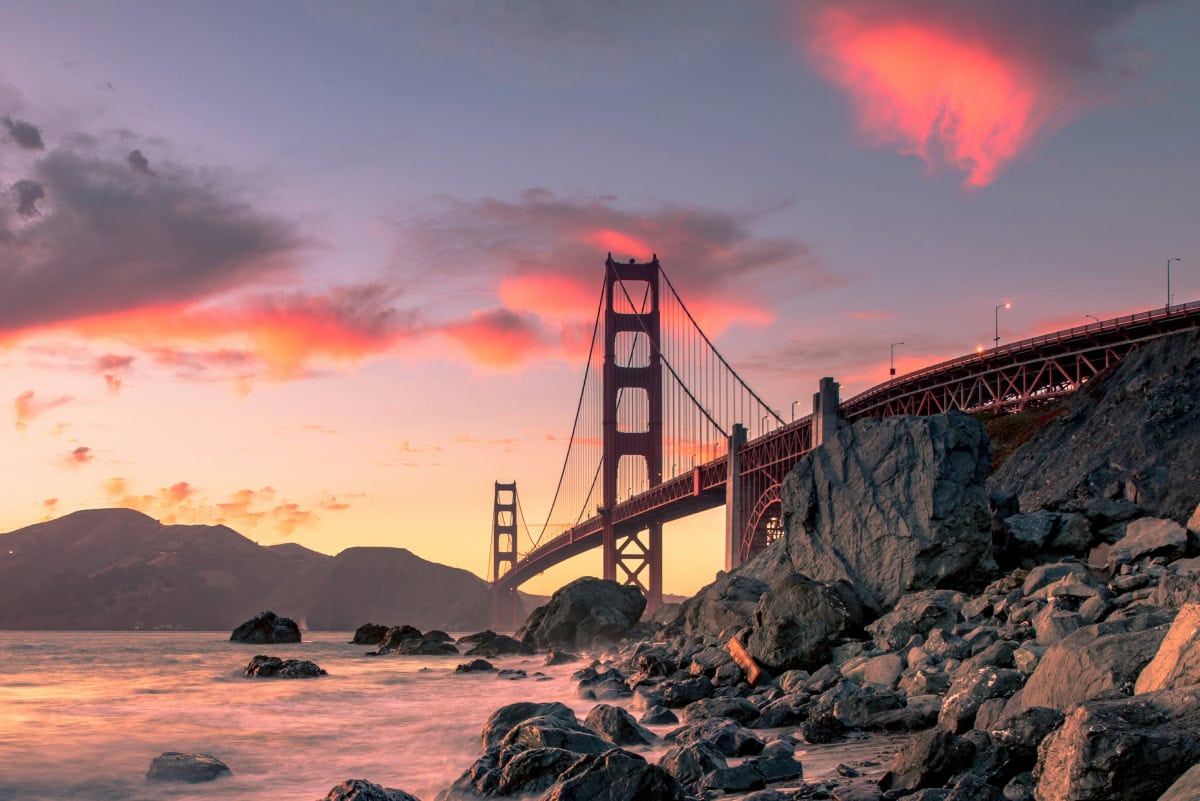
243, 655, 326, 678
456, 630, 533, 657
146, 752, 231, 783
318, 778, 421, 801
229, 610, 301, 644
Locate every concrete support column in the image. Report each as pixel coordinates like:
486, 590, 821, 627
724, 423, 748, 572
812, 376, 842, 447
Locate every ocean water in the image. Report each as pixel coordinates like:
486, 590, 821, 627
0, 632, 902, 801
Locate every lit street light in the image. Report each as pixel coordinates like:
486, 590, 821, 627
890, 342, 904, 376
1168, 257, 1182, 311
994, 302, 1011, 348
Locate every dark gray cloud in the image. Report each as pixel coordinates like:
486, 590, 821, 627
2, 116, 44, 150
12, 179, 44, 217
126, 149, 155, 175
397, 188, 838, 302
0, 147, 303, 333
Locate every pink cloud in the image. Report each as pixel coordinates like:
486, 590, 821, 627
13, 389, 73, 431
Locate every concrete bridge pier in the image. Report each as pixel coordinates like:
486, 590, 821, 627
812, 376, 842, 447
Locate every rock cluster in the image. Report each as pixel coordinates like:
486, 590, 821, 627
243, 654, 327, 678
363, 623, 459, 656
229, 610, 301, 643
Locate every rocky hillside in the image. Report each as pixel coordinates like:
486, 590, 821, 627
991, 328, 1200, 523
0, 508, 502, 631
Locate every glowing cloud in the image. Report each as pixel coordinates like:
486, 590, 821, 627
66, 446, 94, 466
802, 1, 1148, 187
13, 390, 73, 431
809, 8, 1043, 187
442, 308, 549, 368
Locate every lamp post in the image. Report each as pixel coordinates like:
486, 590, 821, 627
760, 414, 771, 436
1085, 314, 1099, 324
790, 399, 800, 422
994, 302, 1011, 348
1168, 258, 1181, 311
890, 342, 904, 376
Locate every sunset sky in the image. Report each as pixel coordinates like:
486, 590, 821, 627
2, 1, 1197, 595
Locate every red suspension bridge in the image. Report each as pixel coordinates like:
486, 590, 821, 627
489, 255, 1200, 626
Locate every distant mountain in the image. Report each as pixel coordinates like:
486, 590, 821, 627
0, 508, 526, 631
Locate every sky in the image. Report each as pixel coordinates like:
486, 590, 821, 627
1, 0, 1197, 596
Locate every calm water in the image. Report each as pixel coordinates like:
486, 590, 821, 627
0, 632, 901, 801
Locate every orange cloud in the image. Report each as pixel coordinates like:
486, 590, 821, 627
441, 308, 549, 368
99, 477, 347, 538
498, 273, 599, 321
808, 7, 1045, 187
584, 229, 656, 261
13, 390, 73, 431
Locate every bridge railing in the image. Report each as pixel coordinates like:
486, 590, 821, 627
842, 299, 1200, 413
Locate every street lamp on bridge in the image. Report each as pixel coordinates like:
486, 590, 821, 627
1168, 257, 1182, 311
791, 399, 801, 422
994, 302, 1011, 348
890, 342, 904, 376
1085, 314, 1099, 325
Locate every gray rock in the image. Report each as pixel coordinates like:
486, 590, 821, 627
1021, 563, 1088, 597
146, 752, 231, 783
781, 412, 995, 615
456, 630, 533, 657
989, 706, 1064, 769
861, 653, 906, 688
864, 695, 941, 731
945, 773, 1005, 801
940, 668, 1026, 733
659, 742, 726, 788
1032, 606, 1083, 646
671, 573, 769, 639
1135, 602, 1200, 694
1109, 518, 1189, 569
516, 577, 645, 650
901, 667, 952, 697
318, 779, 420, 801
1158, 764, 1200, 801
1005, 512, 1058, 552
395, 638, 459, 656
374, 625, 423, 653
879, 728, 976, 792
583, 704, 656, 746
658, 675, 713, 708
455, 659, 494, 674
745, 574, 855, 672
494, 748, 580, 798
639, 705, 677, 726
1034, 686, 1200, 801
351, 623, 389, 645
243, 655, 326, 678
669, 717, 763, 756
681, 696, 759, 724
501, 715, 613, 755
481, 701, 576, 753
697, 762, 767, 793
229, 610, 300, 644
1016, 615, 1172, 713
541, 749, 687, 801
867, 590, 967, 651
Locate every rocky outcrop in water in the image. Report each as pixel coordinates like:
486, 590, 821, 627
243, 654, 327, 678
516, 577, 646, 650
146, 752, 231, 783
352, 623, 389, 644
230, 610, 301, 643
319, 779, 422, 801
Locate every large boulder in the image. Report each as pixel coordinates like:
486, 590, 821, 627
991, 329, 1200, 525
456, 630, 532, 657
1158, 765, 1200, 801
229, 610, 300, 643
744, 574, 855, 672
481, 701, 577, 753
781, 412, 995, 614
583, 704, 655, 746
351, 623, 389, 645
501, 715, 613, 755
516, 577, 645, 650
671, 573, 768, 639
1135, 603, 1200, 694
1016, 615, 1172, 714
318, 779, 421, 801
1034, 686, 1200, 801
540, 749, 688, 801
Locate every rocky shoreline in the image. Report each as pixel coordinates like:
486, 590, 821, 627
200, 331, 1200, 800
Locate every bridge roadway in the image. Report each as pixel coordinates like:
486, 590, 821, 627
494, 300, 1200, 593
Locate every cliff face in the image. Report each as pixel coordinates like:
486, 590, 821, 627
990, 329, 1200, 523
0, 508, 496, 631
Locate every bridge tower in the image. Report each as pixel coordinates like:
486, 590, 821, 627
602, 255, 663, 612
491, 481, 521, 630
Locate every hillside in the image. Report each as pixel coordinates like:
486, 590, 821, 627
0, 508, 502, 631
